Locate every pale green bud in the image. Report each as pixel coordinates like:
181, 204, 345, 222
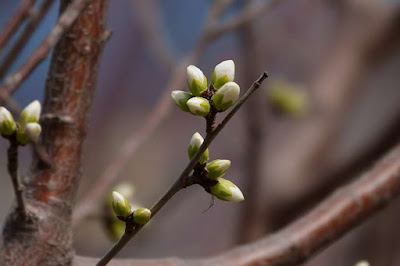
19, 100, 41, 126
187, 65, 207, 96
25, 122, 41, 143
186, 97, 210, 116
0, 107, 16, 136
267, 80, 307, 117
112, 191, 132, 218
133, 208, 151, 225
210, 178, 244, 202
171, 90, 192, 112
187, 132, 209, 164
212, 60, 235, 89
205, 159, 231, 179
212, 82, 240, 111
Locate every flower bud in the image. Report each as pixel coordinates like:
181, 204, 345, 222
212, 82, 240, 111
0, 107, 16, 136
210, 178, 244, 202
133, 208, 151, 225
19, 100, 41, 126
112, 191, 132, 218
187, 65, 208, 96
25, 122, 41, 143
267, 80, 307, 117
171, 90, 192, 112
205, 159, 231, 179
186, 97, 210, 116
187, 132, 209, 164
212, 60, 235, 89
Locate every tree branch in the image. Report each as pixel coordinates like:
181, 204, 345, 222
0, 0, 37, 51
77, 141, 400, 266
73, 0, 286, 225
0, 0, 93, 105
96, 72, 269, 266
0, 0, 55, 79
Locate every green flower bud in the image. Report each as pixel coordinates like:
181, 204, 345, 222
133, 208, 151, 225
267, 80, 307, 117
171, 90, 192, 112
19, 100, 41, 126
212, 82, 240, 111
16, 128, 29, 145
25, 122, 41, 143
205, 159, 231, 179
210, 178, 244, 202
187, 132, 209, 164
212, 60, 235, 89
0, 107, 16, 136
112, 191, 132, 218
187, 65, 207, 96
186, 97, 210, 116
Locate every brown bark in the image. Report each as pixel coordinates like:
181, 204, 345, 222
0, 1, 109, 265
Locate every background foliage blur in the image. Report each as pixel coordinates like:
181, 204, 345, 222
1, 0, 400, 265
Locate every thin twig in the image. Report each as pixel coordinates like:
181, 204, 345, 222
0, 0, 55, 79
0, 0, 92, 105
73, 0, 284, 224
96, 72, 269, 266
0, 0, 37, 51
7, 136, 26, 218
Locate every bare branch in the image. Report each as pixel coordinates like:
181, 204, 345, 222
0, 0, 93, 105
0, 0, 37, 51
0, 0, 55, 79
96, 72, 269, 266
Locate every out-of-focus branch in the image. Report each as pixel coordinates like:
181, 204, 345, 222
0, 0, 55, 79
0, 0, 37, 51
0, 0, 93, 105
77, 142, 400, 266
73, 0, 287, 225
7, 136, 26, 219
96, 72, 269, 266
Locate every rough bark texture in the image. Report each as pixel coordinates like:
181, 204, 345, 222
0, 1, 109, 265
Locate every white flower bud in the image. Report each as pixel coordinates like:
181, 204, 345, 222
212, 82, 240, 111
25, 122, 41, 143
187, 65, 207, 96
186, 97, 210, 116
112, 191, 132, 218
0, 107, 16, 136
187, 132, 209, 164
133, 208, 151, 225
210, 178, 244, 202
205, 159, 231, 179
19, 100, 41, 126
171, 90, 192, 112
212, 60, 235, 89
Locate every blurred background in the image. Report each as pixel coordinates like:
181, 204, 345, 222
1, 0, 400, 265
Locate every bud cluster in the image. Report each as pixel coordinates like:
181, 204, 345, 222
171, 60, 240, 116
111, 190, 152, 225
0, 100, 42, 145
186, 132, 244, 202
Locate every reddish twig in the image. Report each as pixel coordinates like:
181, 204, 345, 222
0, 0, 93, 105
0, 0, 37, 51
